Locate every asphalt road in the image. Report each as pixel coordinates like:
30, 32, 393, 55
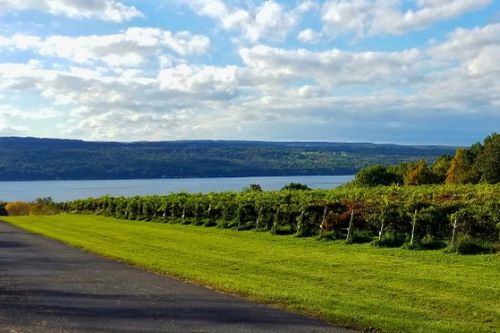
0, 221, 354, 333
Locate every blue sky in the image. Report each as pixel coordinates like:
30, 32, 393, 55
0, 0, 499, 145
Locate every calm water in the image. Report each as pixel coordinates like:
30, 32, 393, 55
0, 175, 353, 202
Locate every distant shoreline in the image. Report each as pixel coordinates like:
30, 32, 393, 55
0, 173, 355, 182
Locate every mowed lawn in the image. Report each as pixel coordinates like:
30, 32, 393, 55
3, 215, 499, 333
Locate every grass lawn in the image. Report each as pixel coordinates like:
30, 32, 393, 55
2, 214, 499, 333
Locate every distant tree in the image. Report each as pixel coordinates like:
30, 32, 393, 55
29, 197, 57, 215
5, 201, 31, 216
474, 133, 500, 184
404, 160, 437, 185
355, 165, 400, 187
281, 183, 311, 191
446, 148, 475, 184
431, 155, 452, 183
243, 184, 263, 192
0, 202, 7, 216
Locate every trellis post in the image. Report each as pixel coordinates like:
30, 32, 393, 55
410, 209, 417, 246
451, 216, 458, 247
346, 210, 354, 242
296, 209, 305, 236
378, 220, 384, 241
320, 206, 328, 234
255, 207, 263, 230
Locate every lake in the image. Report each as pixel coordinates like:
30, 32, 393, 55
0, 175, 353, 202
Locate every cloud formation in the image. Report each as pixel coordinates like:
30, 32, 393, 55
321, 0, 491, 37
0, 1, 499, 144
0, 28, 210, 67
178, 0, 316, 42
0, 0, 143, 22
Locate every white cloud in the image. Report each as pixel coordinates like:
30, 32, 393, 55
179, 0, 315, 43
239, 45, 424, 87
321, 0, 491, 37
428, 23, 500, 76
297, 29, 322, 43
1, 20, 499, 142
0, 0, 143, 22
158, 64, 239, 95
0, 105, 62, 120
1, 28, 210, 67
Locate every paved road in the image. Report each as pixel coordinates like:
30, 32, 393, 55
0, 221, 354, 333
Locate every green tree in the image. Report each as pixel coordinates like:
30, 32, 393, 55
355, 165, 400, 187
446, 148, 475, 184
243, 184, 263, 192
281, 183, 311, 191
474, 133, 500, 183
431, 155, 452, 183
404, 160, 437, 185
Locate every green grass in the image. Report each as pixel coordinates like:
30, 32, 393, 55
3, 215, 499, 333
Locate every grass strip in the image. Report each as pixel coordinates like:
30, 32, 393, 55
3, 215, 499, 333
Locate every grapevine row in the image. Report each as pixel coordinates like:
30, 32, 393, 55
61, 184, 500, 252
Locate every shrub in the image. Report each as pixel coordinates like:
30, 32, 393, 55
29, 203, 57, 215
316, 231, 335, 241
0, 202, 7, 216
405, 234, 446, 250
348, 229, 373, 244
5, 201, 31, 216
355, 165, 400, 187
243, 184, 263, 192
372, 231, 405, 247
454, 235, 491, 255
419, 234, 447, 250
281, 183, 311, 191
491, 242, 500, 253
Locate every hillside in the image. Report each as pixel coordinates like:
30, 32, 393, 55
0, 137, 456, 181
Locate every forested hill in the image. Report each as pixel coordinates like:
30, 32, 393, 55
0, 137, 457, 181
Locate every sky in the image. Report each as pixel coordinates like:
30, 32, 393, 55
0, 0, 499, 145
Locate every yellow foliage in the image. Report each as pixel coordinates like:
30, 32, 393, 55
29, 203, 56, 215
5, 201, 31, 216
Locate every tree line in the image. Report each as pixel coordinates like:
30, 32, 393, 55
354, 133, 499, 186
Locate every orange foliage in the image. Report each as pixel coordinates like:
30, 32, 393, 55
5, 201, 31, 216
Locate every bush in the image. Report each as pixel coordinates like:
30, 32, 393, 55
5, 201, 31, 216
372, 232, 405, 247
0, 203, 7, 216
419, 234, 447, 250
405, 234, 446, 250
355, 165, 400, 186
348, 229, 373, 244
281, 183, 311, 191
316, 231, 335, 241
271, 222, 294, 235
454, 235, 491, 255
29, 204, 56, 215
491, 242, 500, 253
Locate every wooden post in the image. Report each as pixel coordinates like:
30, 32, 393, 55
273, 208, 280, 230
296, 209, 305, 236
451, 216, 458, 247
410, 209, 417, 246
378, 220, 384, 241
346, 210, 354, 242
320, 206, 328, 233
255, 207, 263, 230
237, 205, 242, 230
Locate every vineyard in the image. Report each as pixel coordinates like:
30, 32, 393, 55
62, 184, 500, 253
